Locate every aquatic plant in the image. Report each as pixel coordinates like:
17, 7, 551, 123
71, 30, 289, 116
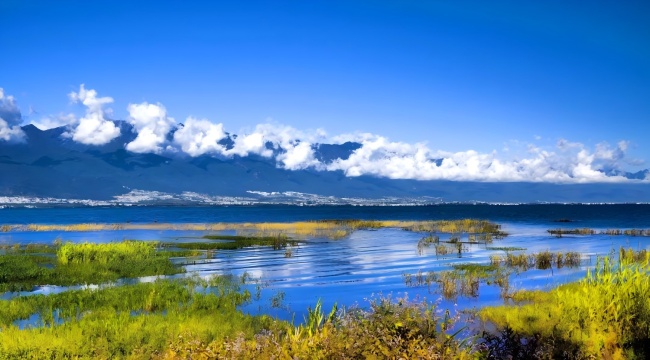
0, 241, 182, 292
480, 250, 650, 358
417, 235, 440, 255
0, 276, 280, 358
404, 263, 510, 301
486, 246, 526, 252
57, 241, 157, 265
489, 250, 582, 271
435, 244, 451, 257
548, 228, 650, 237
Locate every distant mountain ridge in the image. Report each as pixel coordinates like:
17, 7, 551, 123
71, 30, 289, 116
1, 122, 649, 203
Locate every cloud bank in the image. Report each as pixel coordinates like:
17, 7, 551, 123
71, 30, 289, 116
3, 84, 647, 183
0, 88, 25, 142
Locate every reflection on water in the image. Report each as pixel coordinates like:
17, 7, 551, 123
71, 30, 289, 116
2, 222, 650, 322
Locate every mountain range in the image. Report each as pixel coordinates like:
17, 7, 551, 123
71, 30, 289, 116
1, 122, 649, 204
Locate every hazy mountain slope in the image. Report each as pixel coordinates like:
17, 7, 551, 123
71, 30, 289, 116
0, 124, 648, 203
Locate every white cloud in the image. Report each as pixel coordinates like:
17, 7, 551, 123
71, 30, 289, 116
126, 102, 175, 153
0, 88, 25, 142
172, 117, 227, 156
224, 123, 324, 170
9, 85, 646, 184
325, 135, 632, 183
32, 113, 76, 130
67, 84, 120, 145
277, 141, 319, 170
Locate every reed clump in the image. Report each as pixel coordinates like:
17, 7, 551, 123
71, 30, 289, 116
549, 228, 650, 238
405, 263, 510, 300
417, 235, 439, 255
490, 250, 582, 270
619, 247, 650, 265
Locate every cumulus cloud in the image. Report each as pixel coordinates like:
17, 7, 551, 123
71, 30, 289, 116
173, 117, 228, 156
0, 88, 25, 142
126, 102, 175, 153
67, 84, 120, 145
171, 121, 322, 170
226, 123, 323, 170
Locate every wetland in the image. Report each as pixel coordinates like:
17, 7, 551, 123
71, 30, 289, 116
1, 204, 649, 358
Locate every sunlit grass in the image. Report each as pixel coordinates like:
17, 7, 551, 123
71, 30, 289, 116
9, 219, 506, 240
480, 248, 650, 358
0, 241, 182, 292
549, 228, 650, 237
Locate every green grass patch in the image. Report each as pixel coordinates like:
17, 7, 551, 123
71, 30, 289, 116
0, 276, 280, 358
0, 241, 183, 292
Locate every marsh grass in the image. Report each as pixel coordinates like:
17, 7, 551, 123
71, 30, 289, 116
0, 241, 182, 292
9, 219, 506, 241
0, 276, 282, 359
486, 246, 526, 252
480, 248, 650, 358
405, 263, 511, 300
549, 228, 650, 237
417, 235, 440, 254
489, 250, 582, 270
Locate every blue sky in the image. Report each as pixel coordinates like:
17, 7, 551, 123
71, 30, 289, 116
1, 0, 649, 182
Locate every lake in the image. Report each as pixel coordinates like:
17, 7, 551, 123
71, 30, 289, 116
2, 204, 650, 322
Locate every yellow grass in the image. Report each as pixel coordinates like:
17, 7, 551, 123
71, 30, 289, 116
8, 219, 503, 239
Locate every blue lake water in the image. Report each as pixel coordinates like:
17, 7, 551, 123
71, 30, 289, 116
2, 204, 650, 323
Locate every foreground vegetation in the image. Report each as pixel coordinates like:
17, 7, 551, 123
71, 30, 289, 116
4, 247, 648, 359
480, 248, 650, 359
0, 274, 474, 359
3, 219, 650, 359
0, 276, 278, 359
